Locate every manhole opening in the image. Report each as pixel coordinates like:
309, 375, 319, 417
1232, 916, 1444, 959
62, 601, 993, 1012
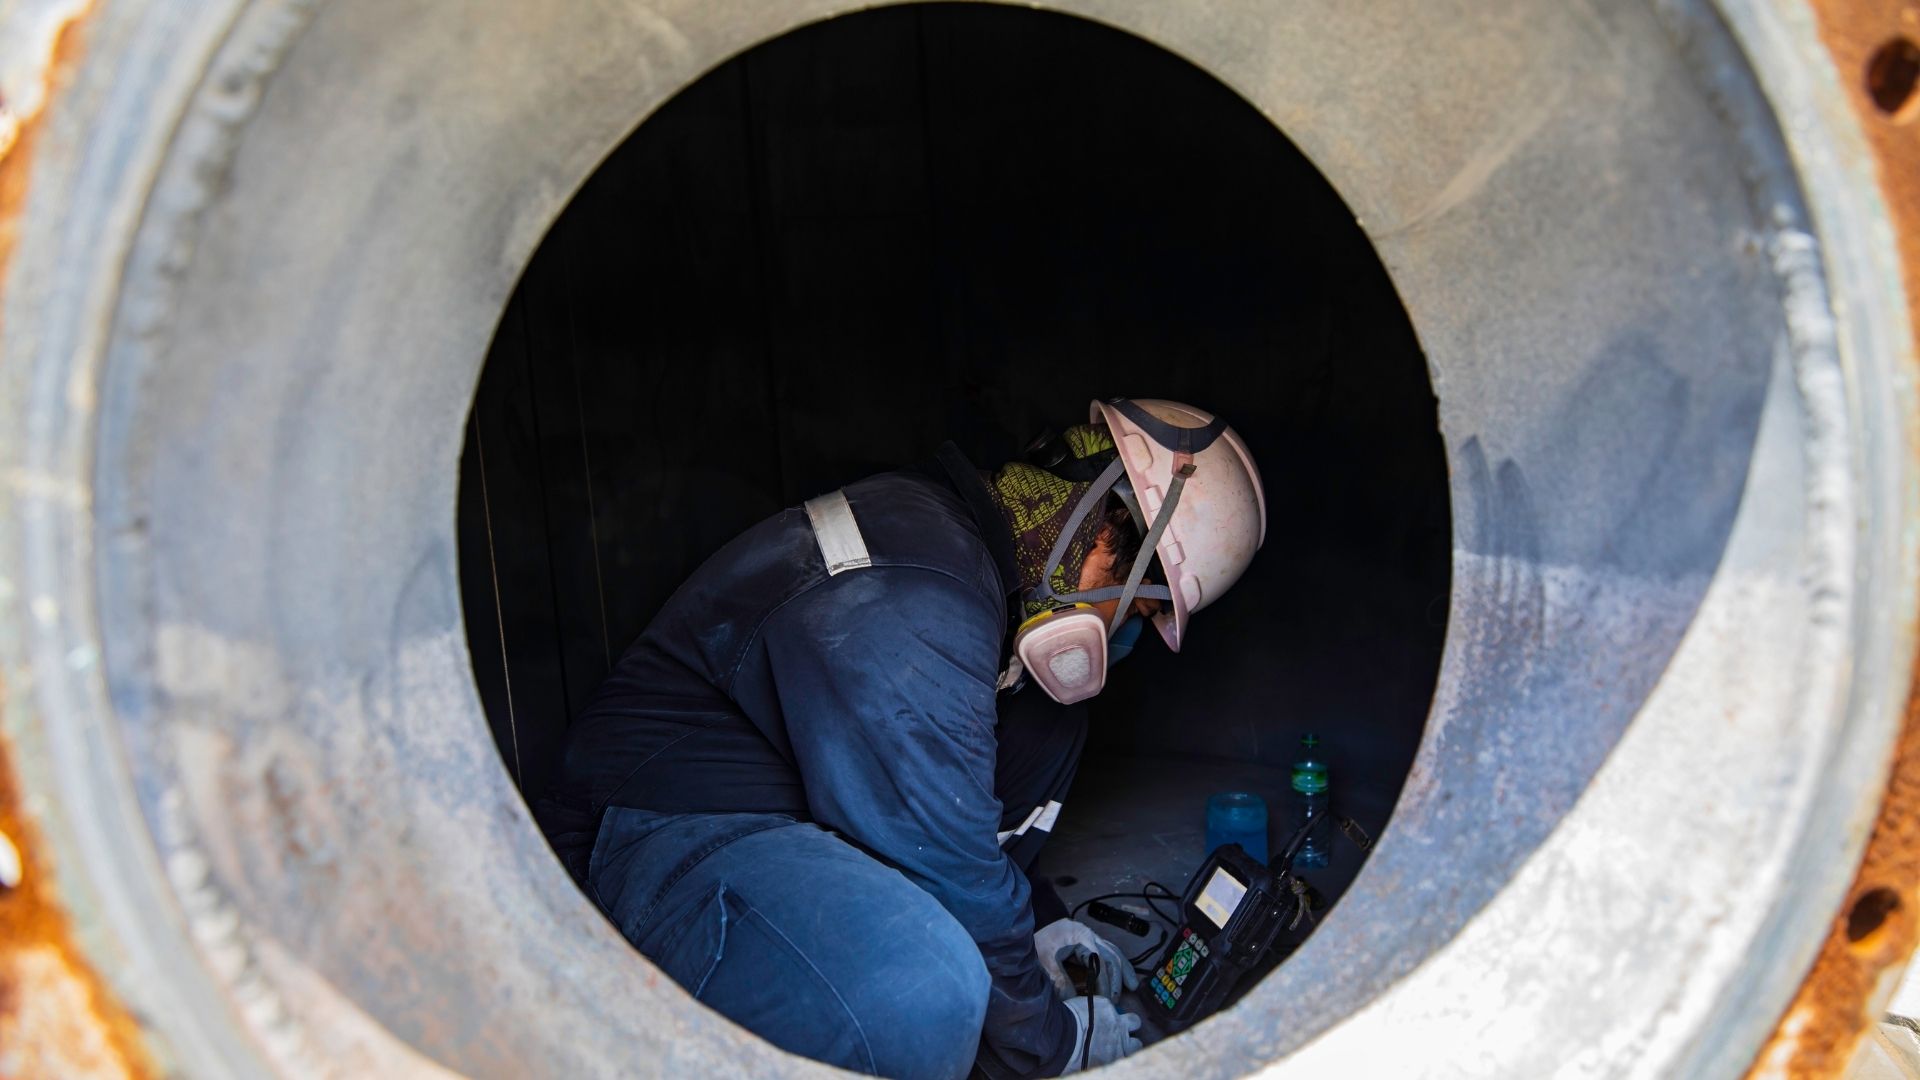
456, 2, 1448, 1068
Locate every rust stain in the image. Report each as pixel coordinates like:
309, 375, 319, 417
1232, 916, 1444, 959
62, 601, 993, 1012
0, 732, 155, 1079
0, 5, 155, 1078
1748, 1, 1920, 1077
1748, 683, 1920, 1078
0, 3, 92, 308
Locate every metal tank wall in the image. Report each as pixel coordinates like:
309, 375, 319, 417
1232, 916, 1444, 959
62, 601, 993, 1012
0, 0, 1914, 1077
455, 6, 1449, 847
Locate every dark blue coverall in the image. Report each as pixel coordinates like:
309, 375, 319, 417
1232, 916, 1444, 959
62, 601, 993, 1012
535, 445, 1086, 1079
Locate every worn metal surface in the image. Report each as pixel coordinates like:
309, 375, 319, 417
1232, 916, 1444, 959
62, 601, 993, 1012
0, 3, 156, 1076
0, 0, 1913, 1077
1748, 1, 1920, 1076
0, 743, 151, 1078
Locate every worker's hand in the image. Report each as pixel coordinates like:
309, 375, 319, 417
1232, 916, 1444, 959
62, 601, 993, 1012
1061, 996, 1144, 1072
1034, 917, 1139, 1002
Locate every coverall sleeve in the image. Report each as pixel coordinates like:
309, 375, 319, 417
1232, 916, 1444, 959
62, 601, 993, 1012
757, 566, 1076, 1079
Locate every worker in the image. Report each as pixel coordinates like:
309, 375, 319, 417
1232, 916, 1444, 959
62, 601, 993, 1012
533, 398, 1266, 1079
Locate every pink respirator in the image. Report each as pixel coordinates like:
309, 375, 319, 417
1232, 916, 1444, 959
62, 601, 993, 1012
1013, 400, 1228, 705
1013, 604, 1112, 705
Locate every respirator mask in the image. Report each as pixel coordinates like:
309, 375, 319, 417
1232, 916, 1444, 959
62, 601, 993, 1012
1013, 401, 1228, 704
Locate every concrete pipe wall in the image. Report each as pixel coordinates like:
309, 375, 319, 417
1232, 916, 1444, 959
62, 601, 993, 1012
0, 1, 1914, 1077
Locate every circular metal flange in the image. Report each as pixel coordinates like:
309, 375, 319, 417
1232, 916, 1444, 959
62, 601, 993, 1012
0, 0, 1913, 1077
1747, 0, 1920, 1074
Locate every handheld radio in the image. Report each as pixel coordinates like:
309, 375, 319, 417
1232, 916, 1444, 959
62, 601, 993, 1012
1140, 843, 1291, 1033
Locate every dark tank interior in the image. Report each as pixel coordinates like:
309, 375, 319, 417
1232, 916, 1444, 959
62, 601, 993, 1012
457, 1, 1449, 1048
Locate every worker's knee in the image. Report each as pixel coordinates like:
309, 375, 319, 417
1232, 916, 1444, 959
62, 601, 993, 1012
593, 816, 990, 1079
846, 908, 989, 1080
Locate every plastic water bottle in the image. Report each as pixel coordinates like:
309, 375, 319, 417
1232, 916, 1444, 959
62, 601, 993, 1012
1292, 734, 1330, 868
1205, 792, 1269, 864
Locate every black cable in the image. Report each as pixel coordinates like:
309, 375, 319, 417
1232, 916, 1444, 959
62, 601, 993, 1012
1060, 884, 1182, 983
1069, 890, 1157, 922
1140, 881, 1180, 926
1082, 954, 1099, 1069
1069, 875, 1190, 928
1127, 929, 1167, 970
1068, 879, 1191, 995
1273, 813, 1326, 874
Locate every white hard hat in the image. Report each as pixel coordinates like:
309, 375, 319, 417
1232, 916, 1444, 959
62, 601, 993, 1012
1091, 398, 1267, 652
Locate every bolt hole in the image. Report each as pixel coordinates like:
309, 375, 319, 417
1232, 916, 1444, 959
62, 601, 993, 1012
1846, 886, 1901, 944
1867, 37, 1920, 121
1055, 875, 1079, 888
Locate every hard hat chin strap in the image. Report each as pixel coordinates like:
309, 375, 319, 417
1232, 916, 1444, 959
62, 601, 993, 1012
1104, 453, 1194, 634
1031, 453, 1192, 636
1031, 457, 1130, 607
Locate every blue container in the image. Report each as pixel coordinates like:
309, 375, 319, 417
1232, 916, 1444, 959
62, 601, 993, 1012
1205, 792, 1269, 864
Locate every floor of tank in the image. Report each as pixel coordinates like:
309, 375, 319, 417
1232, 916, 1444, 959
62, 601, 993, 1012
1035, 754, 1393, 1045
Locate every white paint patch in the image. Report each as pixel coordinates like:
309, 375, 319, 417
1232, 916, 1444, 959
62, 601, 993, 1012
2, 466, 85, 506
0, 0, 90, 157
0, 828, 21, 889
155, 622, 291, 717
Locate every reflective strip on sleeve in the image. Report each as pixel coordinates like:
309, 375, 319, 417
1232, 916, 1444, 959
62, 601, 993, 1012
997, 800, 1065, 846
803, 490, 873, 575
1032, 800, 1063, 833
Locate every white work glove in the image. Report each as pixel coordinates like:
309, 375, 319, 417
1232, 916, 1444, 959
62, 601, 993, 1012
1061, 995, 1144, 1073
1034, 917, 1138, 1002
